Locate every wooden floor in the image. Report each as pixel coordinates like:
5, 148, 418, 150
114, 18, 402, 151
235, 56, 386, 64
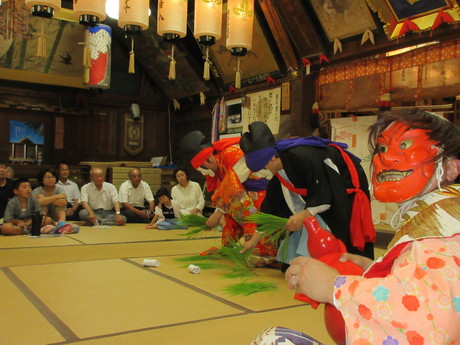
0, 224, 388, 345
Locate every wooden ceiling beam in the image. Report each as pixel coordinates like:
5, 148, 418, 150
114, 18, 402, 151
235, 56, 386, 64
257, 0, 299, 70
322, 26, 460, 66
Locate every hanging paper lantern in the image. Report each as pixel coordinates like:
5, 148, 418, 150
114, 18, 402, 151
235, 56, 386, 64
73, 0, 106, 26
194, 0, 222, 45
194, 0, 222, 80
119, 0, 149, 34
157, 0, 188, 41
118, 0, 149, 74
226, 0, 254, 56
226, 0, 254, 88
157, 0, 189, 80
25, 0, 61, 17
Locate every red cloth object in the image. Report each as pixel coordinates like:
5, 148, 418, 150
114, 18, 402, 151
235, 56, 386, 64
431, 10, 455, 32
200, 247, 219, 255
399, 19, 420, 37
276, 172, 307, 196
229, 85, 237, 93
319, 54, 330, 64
266, 75, 276, 85
328, 144, 375, 250
302, 57, 312, 67
191, 137, 241, 170
364, 241, 408, 278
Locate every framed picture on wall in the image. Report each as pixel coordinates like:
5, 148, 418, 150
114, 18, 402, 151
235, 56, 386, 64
366, 0, 460, 39
225, 98, 244, 130
308, 0, 377, 41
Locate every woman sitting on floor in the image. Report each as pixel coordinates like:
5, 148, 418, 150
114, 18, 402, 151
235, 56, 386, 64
170, 167, 205, 217
32, 169, 67, 228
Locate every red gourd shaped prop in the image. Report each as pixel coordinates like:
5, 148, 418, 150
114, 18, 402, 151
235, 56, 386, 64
296, 216, 364, 345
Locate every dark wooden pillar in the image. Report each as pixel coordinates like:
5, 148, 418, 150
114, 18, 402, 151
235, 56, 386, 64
290, 74, 316, 137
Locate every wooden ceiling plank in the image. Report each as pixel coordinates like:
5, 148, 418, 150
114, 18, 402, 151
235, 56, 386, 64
257, 0, 299, 70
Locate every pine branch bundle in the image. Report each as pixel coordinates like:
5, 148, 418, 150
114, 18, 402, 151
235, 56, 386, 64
223, 281, 278, 296
215, 238, 258, 278
179, 215, 210, 239
244, 212, 289, 245
245, 212, 291, 261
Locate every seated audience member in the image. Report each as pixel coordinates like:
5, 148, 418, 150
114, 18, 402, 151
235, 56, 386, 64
170, 167, 205, 216
119, 168, 154, 223
32, 169, 67, 225
146, 188, 186, 230
56, 162, 82, 221
79, 168, 126, 226
1, 178, 54, 235
0, 161, 14, 223
250, 110, 460, 345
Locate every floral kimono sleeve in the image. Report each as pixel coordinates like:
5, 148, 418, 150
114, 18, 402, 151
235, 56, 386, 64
333, 237, 460, 345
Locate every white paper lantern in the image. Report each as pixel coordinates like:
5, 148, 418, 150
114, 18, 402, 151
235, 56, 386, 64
73, 0, 106, 25
226, 0, 254, 55
157, 0, 188, 40
118, 0, 149, 33
194, 0, 222, 45
25, 0, 61, 17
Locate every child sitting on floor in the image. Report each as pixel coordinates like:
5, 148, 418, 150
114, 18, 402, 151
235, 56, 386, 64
1, 178, 54, 235
145, 188, 187, 230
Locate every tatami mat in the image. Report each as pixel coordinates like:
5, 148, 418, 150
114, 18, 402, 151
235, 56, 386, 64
0, 224, 379, 345
0, 234, 81, 249
130, 255, 305, 312
11, 259, 244, 339
71, 306, 334, 345
0, 270, 65, 345
67, 224, 221, 245
0, 238, 222, 268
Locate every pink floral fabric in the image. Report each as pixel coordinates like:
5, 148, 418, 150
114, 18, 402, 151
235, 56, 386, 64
334, 235, 460, 345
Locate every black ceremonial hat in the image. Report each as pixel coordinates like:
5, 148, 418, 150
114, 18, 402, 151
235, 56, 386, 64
240, 121, 276, 172
179, 130, 211, 160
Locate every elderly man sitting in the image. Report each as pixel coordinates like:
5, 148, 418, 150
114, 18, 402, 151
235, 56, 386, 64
79, 168, 126, 226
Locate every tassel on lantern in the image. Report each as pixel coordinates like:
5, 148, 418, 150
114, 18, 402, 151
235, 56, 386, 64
235, 56, 241, 89
128, 37, 135, 74
203, 47, 210, 81
200, 92, 206, 106
169, 44, 176, 81
173, 99, 180, 111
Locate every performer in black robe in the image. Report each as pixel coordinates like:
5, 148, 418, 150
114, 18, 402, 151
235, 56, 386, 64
240, 121, 375, 260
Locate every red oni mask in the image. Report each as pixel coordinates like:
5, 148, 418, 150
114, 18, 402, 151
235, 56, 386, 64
372, 122, 439, 203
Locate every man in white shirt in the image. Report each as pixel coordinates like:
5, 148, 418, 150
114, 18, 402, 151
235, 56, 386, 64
79, 167, 126, 226
55, 162, 82, 221
119, 168, 154, 223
